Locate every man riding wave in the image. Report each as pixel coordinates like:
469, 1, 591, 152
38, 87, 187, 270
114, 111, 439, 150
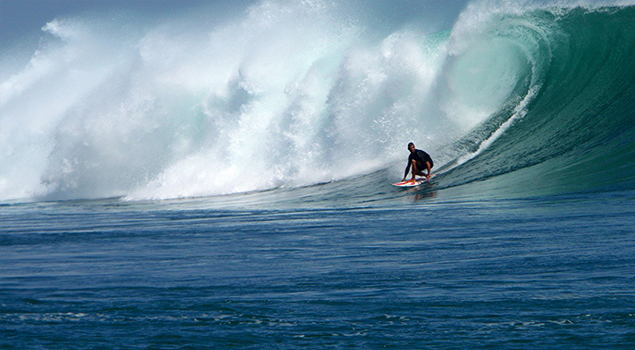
402, 142, 433, 182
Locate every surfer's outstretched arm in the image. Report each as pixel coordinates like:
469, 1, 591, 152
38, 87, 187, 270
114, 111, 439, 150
402, 162, 412, 181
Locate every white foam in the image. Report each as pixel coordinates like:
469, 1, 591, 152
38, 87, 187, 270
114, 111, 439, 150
1, 0, 561, 201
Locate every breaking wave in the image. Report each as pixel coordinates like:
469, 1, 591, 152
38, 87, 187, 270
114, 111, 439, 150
1, 0, 635, 202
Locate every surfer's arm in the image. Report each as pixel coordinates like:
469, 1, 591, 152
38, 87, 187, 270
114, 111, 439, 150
402, 162, 411, 181
425, 161, 432, 180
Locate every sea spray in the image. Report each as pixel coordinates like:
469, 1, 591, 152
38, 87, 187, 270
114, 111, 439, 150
1, 1, 462, 201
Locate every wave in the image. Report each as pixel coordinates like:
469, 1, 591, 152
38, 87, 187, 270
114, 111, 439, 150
438, 4, 635, 198
1, 0, 635, 203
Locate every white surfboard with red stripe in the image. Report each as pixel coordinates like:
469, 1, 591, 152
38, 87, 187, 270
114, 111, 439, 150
392, 174, 434, 187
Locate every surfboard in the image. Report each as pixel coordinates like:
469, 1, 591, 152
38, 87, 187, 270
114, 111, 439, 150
392, 177, 430, 188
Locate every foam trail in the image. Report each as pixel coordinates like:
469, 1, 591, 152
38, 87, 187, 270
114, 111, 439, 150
452, 85, 538, 168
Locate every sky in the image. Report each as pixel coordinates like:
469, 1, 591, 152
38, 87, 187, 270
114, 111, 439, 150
0, 0, 470, 49
0, 0, 254, 48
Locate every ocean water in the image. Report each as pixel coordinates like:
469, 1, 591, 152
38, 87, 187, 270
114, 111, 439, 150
1, 190, 634, 349
2, 0, 635, 348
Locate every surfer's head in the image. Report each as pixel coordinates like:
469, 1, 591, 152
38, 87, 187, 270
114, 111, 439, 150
408, 142, 415, 152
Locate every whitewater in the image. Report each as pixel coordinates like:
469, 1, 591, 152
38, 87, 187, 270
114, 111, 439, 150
0, 0, 608, 202
2, 0, 635, 349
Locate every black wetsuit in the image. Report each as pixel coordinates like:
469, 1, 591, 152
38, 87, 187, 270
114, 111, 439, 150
408, 149, 433, 172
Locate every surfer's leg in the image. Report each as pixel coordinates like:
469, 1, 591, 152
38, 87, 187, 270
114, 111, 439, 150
411, 160, 427, 180
410, 159, 420, 181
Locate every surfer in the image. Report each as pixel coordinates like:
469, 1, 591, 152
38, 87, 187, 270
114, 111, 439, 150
402, 142, 433, 182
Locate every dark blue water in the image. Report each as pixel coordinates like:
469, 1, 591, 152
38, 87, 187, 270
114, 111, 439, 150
2, 188, 634, 349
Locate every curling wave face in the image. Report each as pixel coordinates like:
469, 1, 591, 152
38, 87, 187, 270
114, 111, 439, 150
437, 5, 635, 199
